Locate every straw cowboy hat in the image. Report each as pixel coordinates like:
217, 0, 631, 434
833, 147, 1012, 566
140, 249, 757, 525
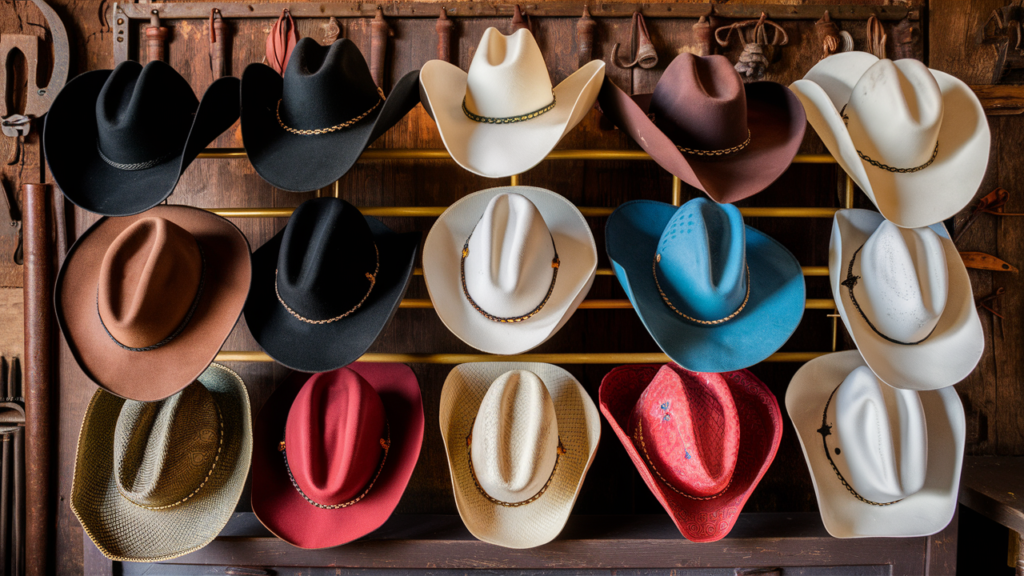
419, 28, 605, 178
242, 38, 421, 192
791, 52, 990, 228
787, 350, 965, 538
599, 363, 783, 542
598, 53, 806, 204
71, 363, 252, 562
606, 198, 805, 373
423, 187, 597, 354
243, 197, 420, 373
251, 363, 424, 549
45, 60, 240, 216
439, 363, 600, 549
55, 205, 251, 402
830, 209, 983, 390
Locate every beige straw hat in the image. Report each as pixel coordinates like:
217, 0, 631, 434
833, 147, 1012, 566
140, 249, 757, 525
71, 364, 252, 562
439, 363, 600, 549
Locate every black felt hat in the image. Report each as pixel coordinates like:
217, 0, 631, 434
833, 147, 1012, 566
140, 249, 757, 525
244, 197, 420, 372
43, 60, 240, 217
241, 38, 421, 193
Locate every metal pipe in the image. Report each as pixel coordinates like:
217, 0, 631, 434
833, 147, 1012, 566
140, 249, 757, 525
214, 350, 828, 364
398, 297, 832, 309
671, 176, 683, 206
410, 266, 829, 277
209, 205, 840, 219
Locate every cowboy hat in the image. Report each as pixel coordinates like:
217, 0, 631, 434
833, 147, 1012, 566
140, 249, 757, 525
71, 363, 252, 562
786, 350, 965, 538
419, 28, 605, 178
439, 363, 600, 549
830, 209, 983, 390
790, 52, 990, 228
44, 60, 240, 216
598, 53, 806, 204
243, 197, 419, 373
599, 363, 782, 542
55, 205, 251, 402
242, 38, 421, 192
422, 186, 597, 354
606, 198, 805, 373
251, 363, 424, 549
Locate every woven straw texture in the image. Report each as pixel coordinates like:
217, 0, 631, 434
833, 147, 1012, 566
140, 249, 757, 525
439, 362, 600, 549
71, 364, 252, 562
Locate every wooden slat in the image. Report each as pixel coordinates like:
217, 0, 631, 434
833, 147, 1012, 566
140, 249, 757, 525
959, 456, 1024, 534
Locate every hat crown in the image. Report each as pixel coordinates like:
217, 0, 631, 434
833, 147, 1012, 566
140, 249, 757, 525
655, 198, 748, 322
846, 59, 943, 169
279, 38, 382, 131
277, 198, 378, 321
285, 368, 387, 505
828, 366, 928, 503
464, 28, 555, 119
95, 60, 198, 166
97, 217, 203, 349
649, 54, 749, 152
113, 381, 221, 508
470, 370, 559, 503
856, 221, 948, 342
464, 193, 556, 318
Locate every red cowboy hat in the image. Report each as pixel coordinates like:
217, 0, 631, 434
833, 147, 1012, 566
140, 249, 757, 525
599, 363, 782, 542
251, 363, 424, 549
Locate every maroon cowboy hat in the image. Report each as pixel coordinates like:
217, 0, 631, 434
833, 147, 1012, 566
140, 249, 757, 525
251, 363, 424, 549
598, 53, 806, 204
599, 363, 782, 542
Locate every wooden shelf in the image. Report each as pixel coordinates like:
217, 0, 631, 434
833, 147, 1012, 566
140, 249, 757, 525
959, 456, 1024, 534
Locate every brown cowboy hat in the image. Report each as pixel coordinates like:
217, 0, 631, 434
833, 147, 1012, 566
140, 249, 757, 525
598, 53, 806, 204
55, 205, 251, 402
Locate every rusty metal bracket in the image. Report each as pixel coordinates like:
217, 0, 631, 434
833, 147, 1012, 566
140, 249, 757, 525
0, 0, 69, 138
977, 1, 1024, 83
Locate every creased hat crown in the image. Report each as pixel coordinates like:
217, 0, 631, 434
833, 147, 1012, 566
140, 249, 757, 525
464, 28, 554, 119
280, 38, 382, 131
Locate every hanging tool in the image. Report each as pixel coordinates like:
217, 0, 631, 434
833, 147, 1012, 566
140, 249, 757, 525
0, 180, 21, 266
715, 13, 788, 79
953, 187, 1024, 243
209, 9, 229, 78
815, 11, 853, 61
510, 5, 531, 33
146, 10, 169, 63
866, 14, 887, 59
614, 12, 658, 69
267, 8, 299, 75
370, 7, 390, 90
976, 1, 1024, 82
576, 6, 596, 68
324, 16, 342, 45
691, 15, 715, 57
436, 9, 453, 62
960, 251, 1018, 273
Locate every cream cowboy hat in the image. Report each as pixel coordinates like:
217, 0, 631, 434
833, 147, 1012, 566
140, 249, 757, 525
439, 363, 600, 549
790, 52, 990, 228
830, 209, 983, 390
419, 28, 605, 178
423, 187, 597, 355
787, 350, 965, 538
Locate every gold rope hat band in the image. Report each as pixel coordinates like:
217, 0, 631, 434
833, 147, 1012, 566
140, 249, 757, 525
276, 87, 385, 135
465, 427, 566, 508
462, 93, 557, 125
274, 244, 379, 325
675, 129, 751, 157
633, 417, 731, 501
653, 257, 751, 326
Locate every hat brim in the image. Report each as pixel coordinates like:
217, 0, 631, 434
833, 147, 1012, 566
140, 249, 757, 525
71, 364, 252, 562
598, 80, 806, 204
241, 65, 421, 192
243, 215, 419, 373
419, 60, 605, 179
791, 52, 990, 228
829, 209, 984, 390
44, 71, 241, 217
598, 364, 782, 543
786, 350, 965, 538
439, 362, 600, 549
423, 186, 597, 354
55, 205, 252, 402
607, 200, 805, 373
250, 362, 424, 549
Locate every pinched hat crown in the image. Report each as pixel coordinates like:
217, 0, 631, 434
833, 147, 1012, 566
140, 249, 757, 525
464, 28, 555, 120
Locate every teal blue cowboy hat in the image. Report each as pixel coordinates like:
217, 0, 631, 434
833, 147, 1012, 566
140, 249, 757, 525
606, 198, 805, 372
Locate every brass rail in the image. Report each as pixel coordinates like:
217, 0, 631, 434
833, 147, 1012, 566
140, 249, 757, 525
410, 266, 831, 277
397, 298, 834, 310
209, 205, 841, 219
213, 350, 828, 364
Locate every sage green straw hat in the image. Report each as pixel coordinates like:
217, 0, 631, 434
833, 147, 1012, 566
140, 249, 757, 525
71, 364, 252, 562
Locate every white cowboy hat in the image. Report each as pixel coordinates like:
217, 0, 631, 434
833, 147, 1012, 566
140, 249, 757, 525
419, 28, 605, 178
423, 186, 597, 355
790, 52, 990, 228
786, 350, 965, 538
439, 363, 600, 549
830, 209, 983, 390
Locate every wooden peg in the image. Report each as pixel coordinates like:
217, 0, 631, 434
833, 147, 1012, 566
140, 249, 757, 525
511, 5, 531, 33
436, 9, 453, 62
576, 6, 596, 68
370, 7, 390, 90
145, 10, 169, 63
209, 9, 229, 78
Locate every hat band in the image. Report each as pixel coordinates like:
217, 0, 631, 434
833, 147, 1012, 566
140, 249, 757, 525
97, 139, 177, 171
840, 105, 939, 174
818, 384, 904, 507
280, 421, 391, 510
462, 93, 556, 125
117, 402, 224, 511
466, 427, 565, 508
460, 237, 560, 324
842, 243, 936, 346
276, 87, 385, 136
653, 258, 750, 326
675, 129, 751, 157
96, 244, 206, 352
633, 417, 732, 501
275, 243, 379, 325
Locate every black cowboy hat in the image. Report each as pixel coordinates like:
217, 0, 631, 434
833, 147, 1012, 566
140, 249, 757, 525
241, 38, 421, 193
243, 197, 420, 372
44, 60, 240, 217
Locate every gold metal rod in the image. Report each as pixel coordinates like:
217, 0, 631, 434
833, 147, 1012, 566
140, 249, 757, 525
214, 350, 829, 364
844, 174, 855, 209
671, 176, 683, 207
410, 266, 829, 277
209, 206, 840, 219
397, 298, 834, 310
510, 174, 521, 186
